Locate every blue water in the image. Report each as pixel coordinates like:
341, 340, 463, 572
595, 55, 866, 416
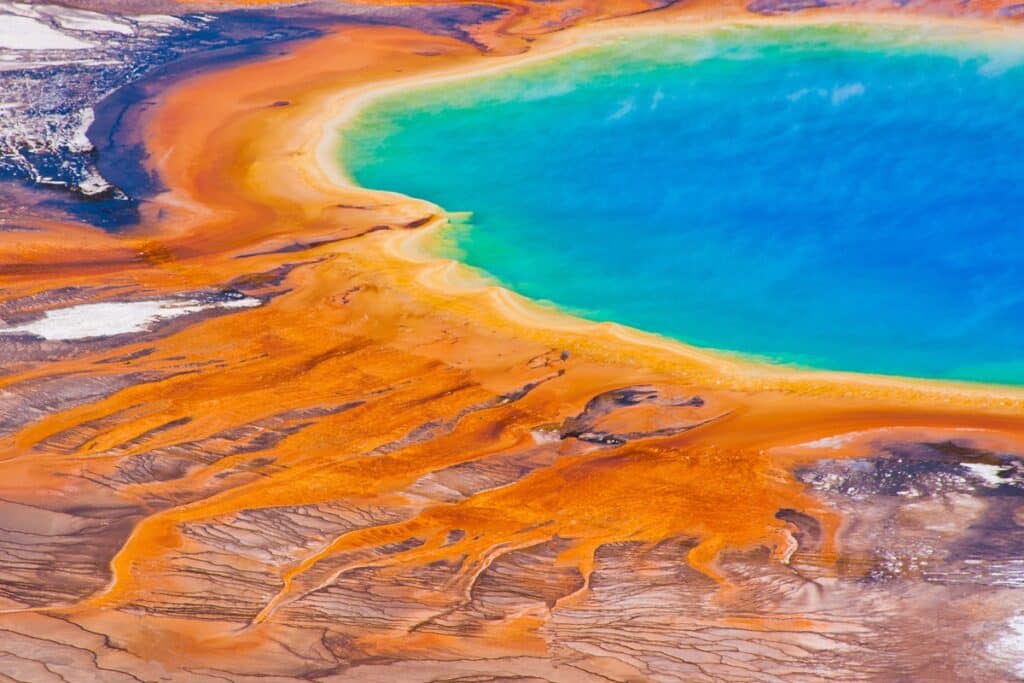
341, 26, 1024, 385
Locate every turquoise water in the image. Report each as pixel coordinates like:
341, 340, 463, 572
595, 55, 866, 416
342, 26, 1024, 385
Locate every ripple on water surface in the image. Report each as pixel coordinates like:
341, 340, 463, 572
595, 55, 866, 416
342, 25, 1024, 385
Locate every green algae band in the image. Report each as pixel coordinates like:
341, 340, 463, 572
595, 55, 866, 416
342, 26, 1024, 385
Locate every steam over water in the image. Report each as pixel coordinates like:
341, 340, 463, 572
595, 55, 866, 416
343, 26, 1024, 385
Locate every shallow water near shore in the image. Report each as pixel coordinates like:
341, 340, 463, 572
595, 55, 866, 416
342, 25, 1024, 385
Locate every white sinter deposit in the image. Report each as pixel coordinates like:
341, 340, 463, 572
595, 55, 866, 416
0, 1, 190, 195
0, 14, 94, 50
0, 297, 261, 341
